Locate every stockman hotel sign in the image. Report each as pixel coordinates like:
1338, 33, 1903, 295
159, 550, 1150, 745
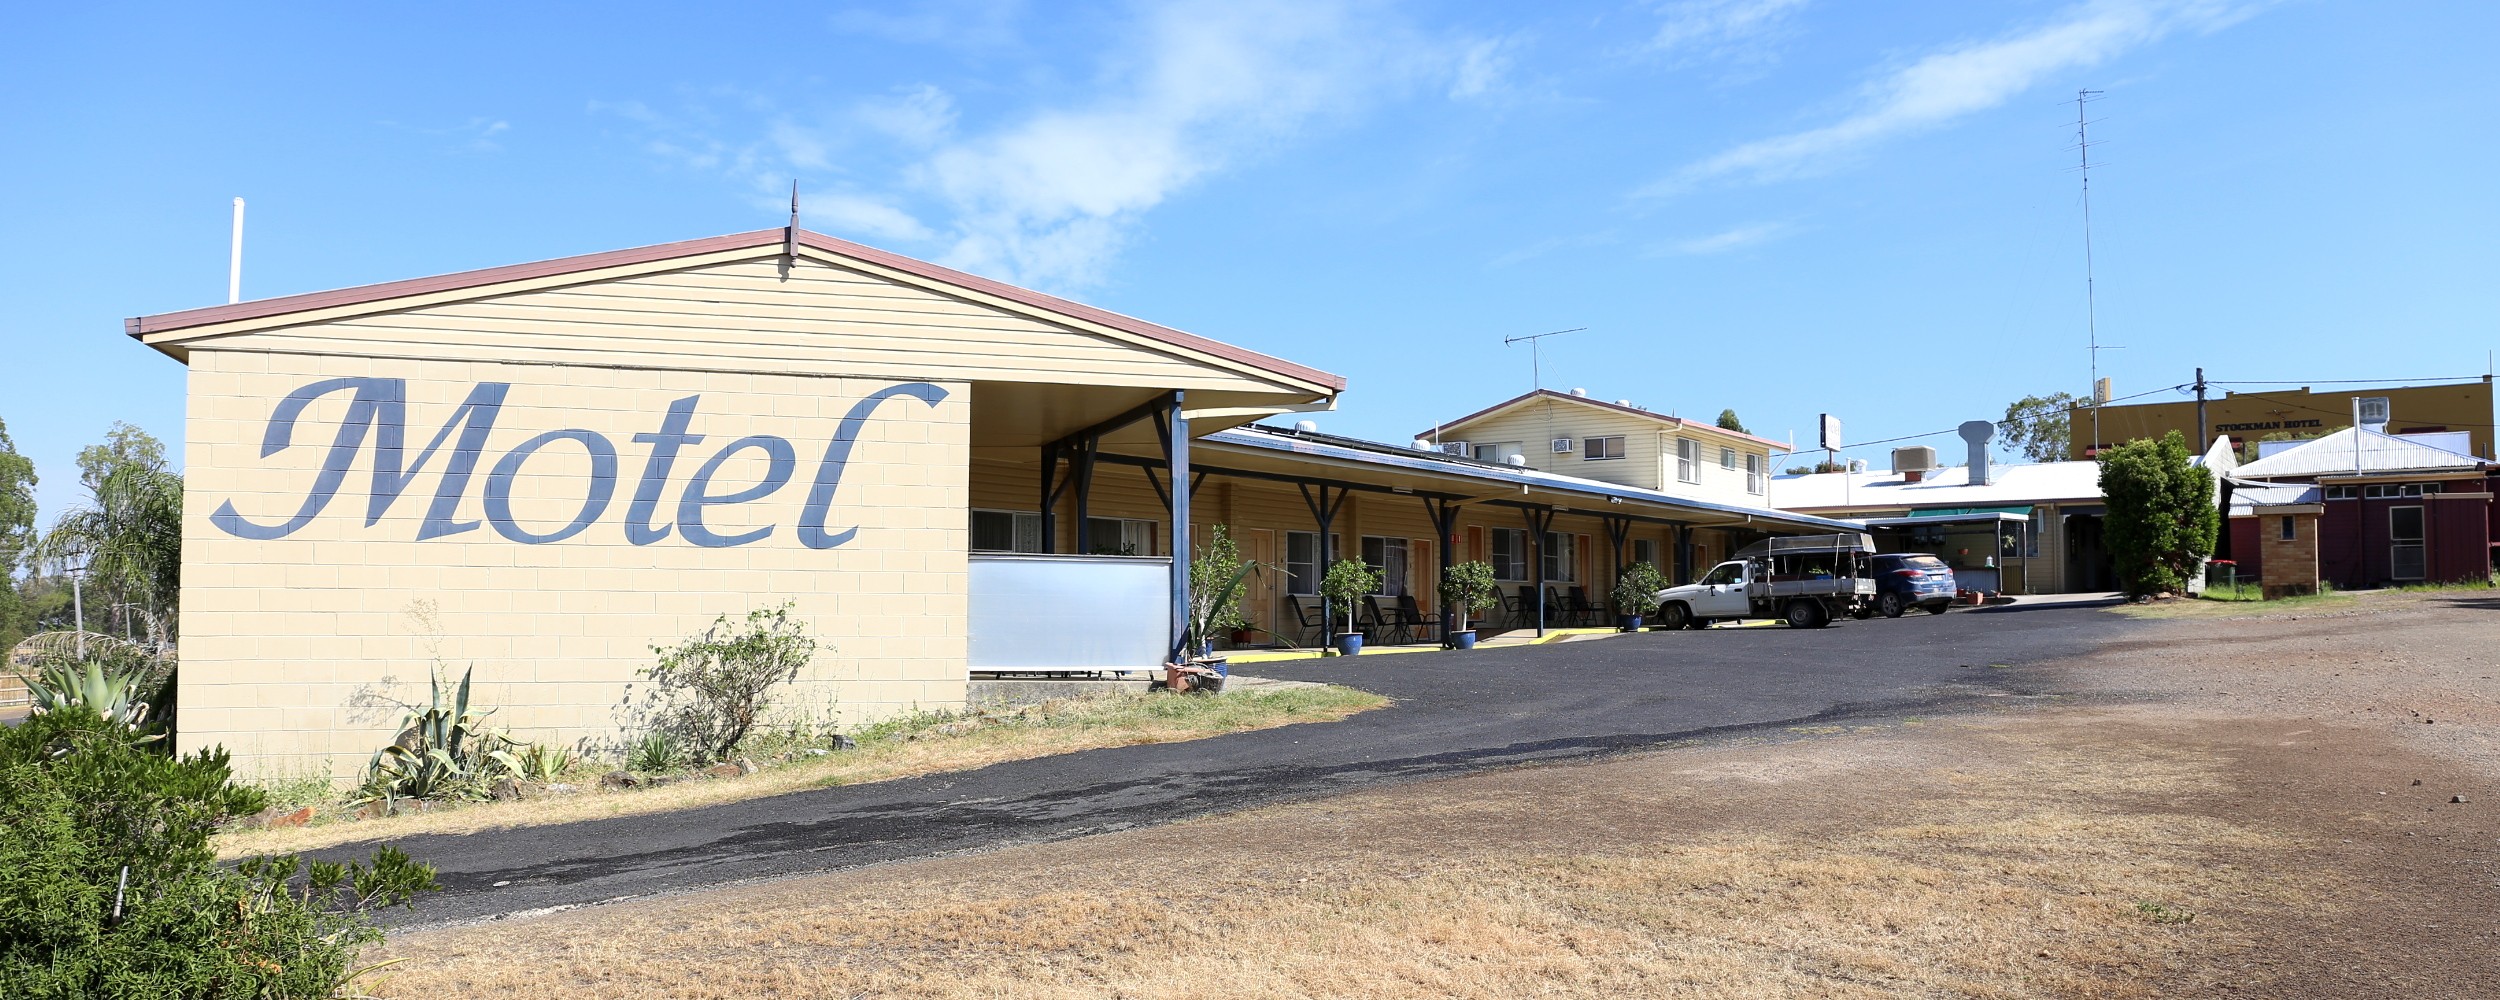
180, 351, 971, 774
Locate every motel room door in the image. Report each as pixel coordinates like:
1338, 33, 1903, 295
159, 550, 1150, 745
1241, 528, 1276, 645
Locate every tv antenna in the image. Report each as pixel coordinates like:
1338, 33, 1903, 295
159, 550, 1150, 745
1504, 327, 1585, 392
2071, 89, 2121, 453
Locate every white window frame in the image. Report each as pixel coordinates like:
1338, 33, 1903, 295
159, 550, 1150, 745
970, 509, 1045, 553
1541, 531, 1579, 583
1676, 438, 1699, 484
1744, 453, 1765, 494
1489, 527, 1529, 582
1720, 446, 1736, 471
1583, 436, 1626, 461
1083, 516, 1157, 556
1360, 536, 1410, 597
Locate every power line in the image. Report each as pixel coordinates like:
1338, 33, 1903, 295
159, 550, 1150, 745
2207, 376, 2490, 386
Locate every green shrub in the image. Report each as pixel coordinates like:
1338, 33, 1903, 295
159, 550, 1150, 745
1611, 562, 1667, 618
627, 730, 682, 773
635, 604, 820, 764
1319, 559, 1384, 636
2099, 431, 2218, 598
0, 706, 437, 998
1438, 561, 1499, 631
360, 664, 513, 804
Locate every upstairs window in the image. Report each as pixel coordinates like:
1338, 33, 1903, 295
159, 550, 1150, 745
1677, 438, 1699, 483
1744, 453, 1765, 494
1583, 435, 1626, 461
1720, 446, 1736, 471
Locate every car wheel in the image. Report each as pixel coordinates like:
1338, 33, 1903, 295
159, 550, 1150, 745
1784, 599, 1828, 629
1850, 606, 1873, 620
1660, 602, 1692, 631
1924, 601, 1950, 614
1879, 592, 1907, 618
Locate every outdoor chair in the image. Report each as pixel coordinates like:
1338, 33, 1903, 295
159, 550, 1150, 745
1503, 586, 1538, 628
1396, 594, 1444, 641
1544, 586, 1572, 627
1286, 595, 1329, 647
1566, 586, 1603, 626
1363, 596, 1410, 645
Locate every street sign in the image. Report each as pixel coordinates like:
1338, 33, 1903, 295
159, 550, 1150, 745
1819, 413, 1842, 452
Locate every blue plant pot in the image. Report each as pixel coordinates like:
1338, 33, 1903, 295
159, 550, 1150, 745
1333, 632, 1365, 656
1447, 629, 1478, 650
1618, 615, 1644, 632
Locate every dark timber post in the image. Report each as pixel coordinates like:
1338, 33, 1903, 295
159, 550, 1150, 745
1520, 506, 1557, 638
1423, 497, 1463, 644
1166, 392, 1189, 662
1298, 483, 1352, 648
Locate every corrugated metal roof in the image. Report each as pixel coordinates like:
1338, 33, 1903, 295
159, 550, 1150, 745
1208, 425, 1867, 533
1770, 461, 2104, 513
2232, 426, 2485, 480
2227, 482, 2320, 515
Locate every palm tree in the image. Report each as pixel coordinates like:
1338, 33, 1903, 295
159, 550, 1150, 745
37, 461, 183, 640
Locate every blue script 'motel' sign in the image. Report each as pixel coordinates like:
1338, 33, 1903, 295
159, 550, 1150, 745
211, 378, 949, 548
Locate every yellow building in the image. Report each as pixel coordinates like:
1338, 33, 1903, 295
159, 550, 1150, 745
2071, 378, 2494, 460
131, 226, 1859, 777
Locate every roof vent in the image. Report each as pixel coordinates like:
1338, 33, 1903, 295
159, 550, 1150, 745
1958, 421, 1997, 486
1506, 454, 1529, 467
1293, 420, 1318, 433
1411, 438, 1433, 451
1569, 387, 1587, 397
1893, 445, 1938, 483
1614, 399, 1633, 407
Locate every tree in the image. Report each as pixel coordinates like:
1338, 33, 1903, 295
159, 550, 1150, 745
1715, 409, 1749, 434
2000, 392, 2080, 463
0, 417, 34, 573
37, 461, 184, 636
76, 421, 164, 494
2099, 430, 2218, 598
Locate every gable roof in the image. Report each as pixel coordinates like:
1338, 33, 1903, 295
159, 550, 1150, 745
1421, 389, 1786, 449
124, 227, 1345, 393
2233, 426, 2486, 480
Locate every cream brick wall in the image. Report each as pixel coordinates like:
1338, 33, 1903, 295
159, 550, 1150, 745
181, 349, 970, 776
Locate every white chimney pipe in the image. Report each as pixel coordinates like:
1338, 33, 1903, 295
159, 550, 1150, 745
228, 197, 246, 304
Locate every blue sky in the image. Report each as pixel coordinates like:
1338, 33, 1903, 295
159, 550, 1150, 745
4, 0, 2495, 522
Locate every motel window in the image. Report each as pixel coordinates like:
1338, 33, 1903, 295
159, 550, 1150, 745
1583, 435, 1626, 461
1290, 530, 1350, 595
1474, 441, 1526, 464
1633, 538, 1660, 569
1489, 528, 1529, 581
970, 510, 1044, 553
1361, 536, 1411, 597
1720, 446, 1737, 471
1677, 438, 1699, 483
2279, 516, 2297, 541
1744, 453, 1765, 494
1542, 531, 1579, 583
2325, 485, 2356, 500
1084, 517, 1157, 556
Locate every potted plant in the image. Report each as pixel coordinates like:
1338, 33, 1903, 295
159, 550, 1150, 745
1611, 562, 1666, 632
1186, 525, 1260, 662
1319, 558, 1382, 656
1438, 560, 1499, 650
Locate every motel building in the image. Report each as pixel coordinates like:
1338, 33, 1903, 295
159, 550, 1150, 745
128, 225, 1860, 777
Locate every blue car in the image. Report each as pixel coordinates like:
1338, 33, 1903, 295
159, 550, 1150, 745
1868, 553, 1956, 617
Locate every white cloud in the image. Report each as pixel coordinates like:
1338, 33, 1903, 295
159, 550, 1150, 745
601, 0, 1491, 290
1662, 221, 1790, 255
1646, 0, 2264, 195
1647, 0, 1809, 59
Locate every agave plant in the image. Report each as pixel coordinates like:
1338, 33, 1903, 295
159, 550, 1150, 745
491, 741, 578, 783
626, 730, 681, 773
26, 658, 154, 729
363, 665, 510, 802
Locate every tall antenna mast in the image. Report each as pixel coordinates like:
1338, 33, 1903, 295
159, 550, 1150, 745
228, 197, 246, 304
1503, 327, 1585, 392
2071, 89, 2118, 454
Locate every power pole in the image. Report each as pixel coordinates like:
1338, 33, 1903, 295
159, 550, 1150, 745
2194, 367, 2208, 449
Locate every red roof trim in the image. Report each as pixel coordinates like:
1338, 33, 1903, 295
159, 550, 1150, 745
124, 227, 1345, 392
1420, 389, 1786, 449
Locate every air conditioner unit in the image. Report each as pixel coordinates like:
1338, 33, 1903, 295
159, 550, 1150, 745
1552, 437, 1575, 453
1439, 441, 1470, 456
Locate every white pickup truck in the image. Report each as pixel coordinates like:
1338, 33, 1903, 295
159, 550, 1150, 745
1651, 533, 1877, 630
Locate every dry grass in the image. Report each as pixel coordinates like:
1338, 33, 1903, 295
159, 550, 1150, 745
373, 720, 2320, 999
2110, 589, 2357, 619
219, 684, 1385, 858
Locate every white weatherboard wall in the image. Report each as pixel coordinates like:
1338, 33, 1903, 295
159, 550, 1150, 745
180, 349, 970, 776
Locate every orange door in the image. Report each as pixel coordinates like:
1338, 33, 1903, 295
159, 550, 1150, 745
1241, 527, 1277, 644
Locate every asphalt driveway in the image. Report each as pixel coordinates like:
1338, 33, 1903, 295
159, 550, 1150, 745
367, 601, 2130, 927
